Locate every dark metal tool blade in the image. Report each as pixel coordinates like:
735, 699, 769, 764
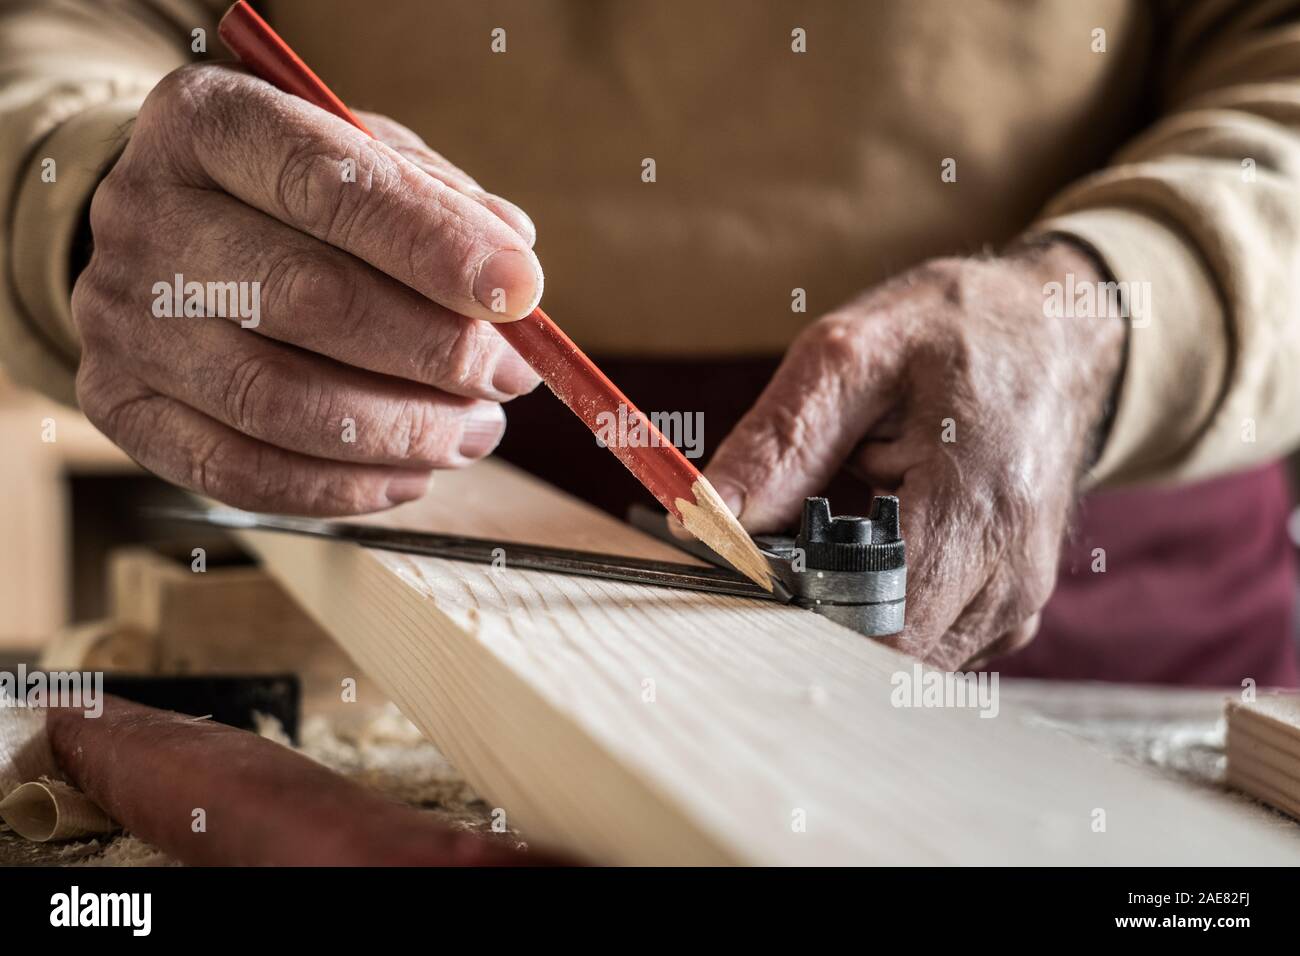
147, 506, 784, 602
102, 674, 301, 743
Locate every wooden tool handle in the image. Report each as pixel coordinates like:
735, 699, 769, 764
49, 696, 566, 865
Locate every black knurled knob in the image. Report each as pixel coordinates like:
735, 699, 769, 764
794, 497, 905, 573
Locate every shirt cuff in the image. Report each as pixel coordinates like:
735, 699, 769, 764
1025, 207, 1229, 487
6, 96, 143, 403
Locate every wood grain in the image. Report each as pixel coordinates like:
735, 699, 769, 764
237, 459, 1300, 864
1226, 693, 1300, 822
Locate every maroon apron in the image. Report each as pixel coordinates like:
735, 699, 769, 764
495, 358, 1299, 688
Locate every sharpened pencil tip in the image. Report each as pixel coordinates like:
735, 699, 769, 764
675, 478, 775, 592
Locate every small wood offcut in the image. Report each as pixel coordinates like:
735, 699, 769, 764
1226, 693, 1300, 821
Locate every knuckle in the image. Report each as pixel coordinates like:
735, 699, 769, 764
188, 435, 359, 515
189, 434, 270, 505
87, 173, 129, 240
139, 65, 218, 162
83, 384, 154, 455
273, 250, 361, 324
187, 434, 231, 499
247, 459, 300, 510
306, 473, 380, 514
766, 403, 810, 466
725, 399, 806, 482
264, 458, 376, 515
70, 263, 115, 348
149, 63, 209, 112
146, 65, 281, 184
224, 354, 293, 438
389, 400, 457, 465
415, 321, 495, 391
141, 65, 202, 128
438, 222, 484, 295
275, 136, 397, 246
804, 315, 867, 371
88, 164, 178, 259
274, 137, 336, 228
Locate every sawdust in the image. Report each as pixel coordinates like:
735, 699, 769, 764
296, 707, 487, 812
1025, 712, 1228, 784
70, 835, 173, 868
676, 478, 774, 592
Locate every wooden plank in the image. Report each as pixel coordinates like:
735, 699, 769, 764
236, 459, 1300, 865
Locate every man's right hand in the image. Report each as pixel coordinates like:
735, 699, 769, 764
72, 64, 544, 515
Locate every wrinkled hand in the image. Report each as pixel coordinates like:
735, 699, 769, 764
73, 63, 543, 515
706, 243, 1126, 668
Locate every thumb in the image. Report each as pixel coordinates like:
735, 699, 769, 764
705, 316, 904, 532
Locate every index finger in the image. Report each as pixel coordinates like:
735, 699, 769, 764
158, 66, 542, 322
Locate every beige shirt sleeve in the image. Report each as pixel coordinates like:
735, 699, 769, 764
0, 0, 216, 404
1032, 0, 1300, 486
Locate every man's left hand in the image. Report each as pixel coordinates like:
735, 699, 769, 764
705, 242, 1127, 668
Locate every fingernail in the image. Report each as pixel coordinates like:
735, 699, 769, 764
491, 349, 541, 396
386, 470, 433, 505
473, 249, 542, 318
459, 403, 506, 459
710, 481, 746, 520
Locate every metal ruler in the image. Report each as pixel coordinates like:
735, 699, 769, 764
152, 495, 906, 638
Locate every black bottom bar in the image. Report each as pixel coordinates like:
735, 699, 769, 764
1, 866, 1286, 942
